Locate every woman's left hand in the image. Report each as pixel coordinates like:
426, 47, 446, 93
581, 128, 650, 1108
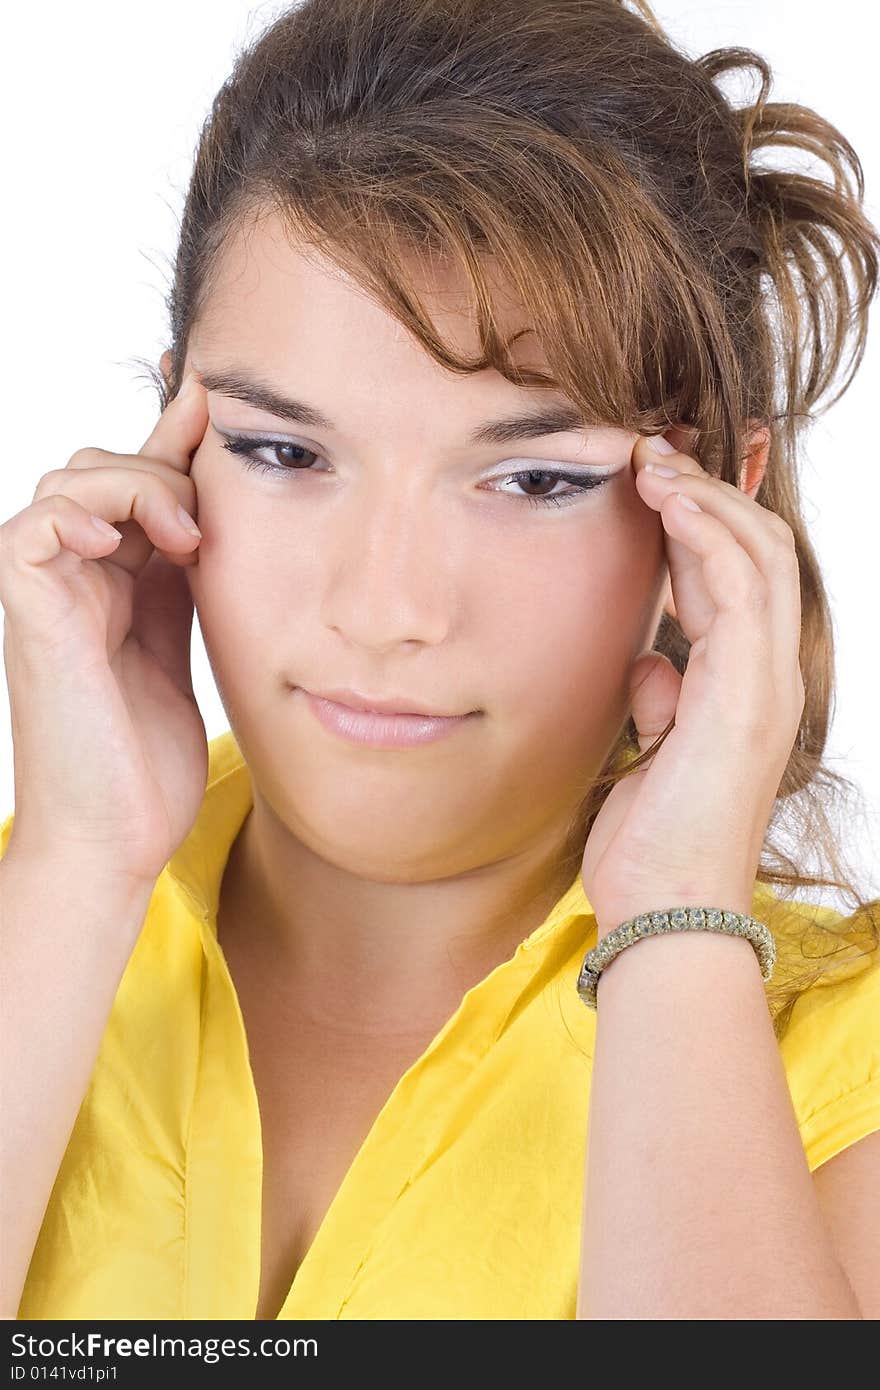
580, 432, 806, 939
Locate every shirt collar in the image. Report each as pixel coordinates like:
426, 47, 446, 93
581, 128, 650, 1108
164, 729, 255, 924
165, 729, 595, 943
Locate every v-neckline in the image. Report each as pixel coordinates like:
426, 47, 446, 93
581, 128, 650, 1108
256, 1023, 450, 1319
232, 931, 519, 1318
183, 892, 585, 1319
165, 732, 595, 1317
244, 990, 464, 1320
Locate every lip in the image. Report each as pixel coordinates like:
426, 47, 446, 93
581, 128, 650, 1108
296, 687, 479, 748
307, 685, 470, 717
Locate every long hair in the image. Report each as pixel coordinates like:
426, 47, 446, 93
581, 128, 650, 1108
140, 0, 880, 1039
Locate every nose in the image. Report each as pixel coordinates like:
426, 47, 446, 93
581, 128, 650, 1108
320, 479, 454, 652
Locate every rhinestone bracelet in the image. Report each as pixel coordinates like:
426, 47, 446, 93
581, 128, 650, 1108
576, 906, 777, 1011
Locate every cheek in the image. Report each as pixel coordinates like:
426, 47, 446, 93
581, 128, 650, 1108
484, 521, 662, 709
484, 521, 664, 801
185, 486, 288, 703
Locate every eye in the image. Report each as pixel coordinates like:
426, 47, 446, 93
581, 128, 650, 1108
489, 466, 611, 509
219, 434, 613, 509
220, 436, 321, 475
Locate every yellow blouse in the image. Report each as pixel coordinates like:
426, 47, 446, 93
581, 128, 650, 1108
3, 729, 879, 1320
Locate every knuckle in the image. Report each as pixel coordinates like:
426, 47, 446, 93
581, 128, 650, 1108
767, 540, 800, 583
767, 669, 806, 736
707, 551, 769, 611
27, 492, 78, 522
65, 445, 109, 469
767, 530, 795, 575
763, 509, 795, 543
32, 469, 73, 501
155, 472, 193, 512
164, 474, 199, 517
738, 575, 770, 614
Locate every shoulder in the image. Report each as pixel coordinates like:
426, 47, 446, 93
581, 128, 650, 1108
770, 896, 880, 1321
768, 890, 880, 1173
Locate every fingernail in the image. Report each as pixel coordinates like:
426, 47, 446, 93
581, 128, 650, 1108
644, 462, 680, 477
91, 515, 122, 539
646, 434, 677, 455
176, 504, 201, 537
676, 492, 701, 512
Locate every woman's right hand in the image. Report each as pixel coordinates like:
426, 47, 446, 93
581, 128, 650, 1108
0, 369, 212, 890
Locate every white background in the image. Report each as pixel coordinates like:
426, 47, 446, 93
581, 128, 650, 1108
2, 1, 877, 901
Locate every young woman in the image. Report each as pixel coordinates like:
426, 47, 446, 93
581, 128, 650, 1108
2, 0, 878, 1321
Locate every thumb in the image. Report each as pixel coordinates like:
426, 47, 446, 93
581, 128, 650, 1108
628, 651, 682, 754
130, 550, 197, 699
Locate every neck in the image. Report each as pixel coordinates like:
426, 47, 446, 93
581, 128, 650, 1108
216, 796, 582, 1038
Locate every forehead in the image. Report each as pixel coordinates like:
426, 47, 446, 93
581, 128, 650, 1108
193, 208, 548, 377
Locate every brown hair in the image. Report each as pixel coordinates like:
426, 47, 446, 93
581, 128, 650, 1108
142, 0, 880, 1038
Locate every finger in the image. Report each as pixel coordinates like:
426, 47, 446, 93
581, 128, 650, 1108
639, 457, 801, 639
628, 650, 682, 755
633, 433, 760, 636
634, 432, 792, 573
32, 464, 201, 579
129, 549, 197, 694
632, 436, 801, 658
656, 489, 802, 717
59, 447, 200, 569
138, 367, 210, 474
633, 433, 754, 514
59, 450, 199, 526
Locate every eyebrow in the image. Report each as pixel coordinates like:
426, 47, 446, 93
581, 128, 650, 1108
194, 365, 587, 445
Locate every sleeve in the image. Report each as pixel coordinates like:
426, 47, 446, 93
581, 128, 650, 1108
777, 907, 880, 1172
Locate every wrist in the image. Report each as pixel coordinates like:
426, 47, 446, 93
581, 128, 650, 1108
594, 888, 757, 942
579, 906, 774, 1011
1, 844, 158, 915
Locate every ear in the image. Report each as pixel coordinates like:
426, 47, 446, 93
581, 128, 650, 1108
159, 349, 174, 393
738, 422, 771, 500
660, 420, 771, 621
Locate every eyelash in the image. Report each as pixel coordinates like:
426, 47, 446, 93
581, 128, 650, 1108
219, 436, 611, 509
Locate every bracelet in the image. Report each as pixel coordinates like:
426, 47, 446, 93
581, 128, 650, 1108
576, 906, 776, 1011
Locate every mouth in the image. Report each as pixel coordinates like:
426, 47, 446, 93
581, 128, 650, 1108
294, 686, 481, 749
304, 684, 477, 717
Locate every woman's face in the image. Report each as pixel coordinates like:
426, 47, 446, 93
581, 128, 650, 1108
182, 211, 668, 879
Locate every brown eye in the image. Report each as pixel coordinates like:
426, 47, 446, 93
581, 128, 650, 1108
517, 470, 566, 496
220, 437, 320, 475
492, 467, 611, 509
